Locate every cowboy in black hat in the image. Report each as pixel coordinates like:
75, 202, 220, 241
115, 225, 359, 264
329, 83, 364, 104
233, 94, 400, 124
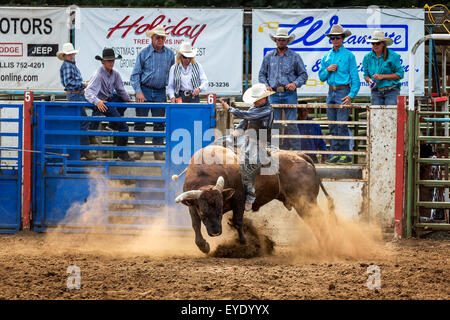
85, 48, 134, 161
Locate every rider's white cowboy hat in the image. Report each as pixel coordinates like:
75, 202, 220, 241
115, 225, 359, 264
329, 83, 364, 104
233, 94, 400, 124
269, 28, 295, 44
367, 30, 394, 46
56, 43, 79, 60
325, 24, 352, 38
178, 42, 198, 58
146, 25, 170, 38
243, 83, 275, 104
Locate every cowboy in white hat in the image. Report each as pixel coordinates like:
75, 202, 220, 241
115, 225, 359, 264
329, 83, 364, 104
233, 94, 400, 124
258, 27, 308, 151
57, 42, 97, 160
318, 24, 360, 165
167, 41, 208, 104
130, 25, 175, 161
219, 83, 275, 212
363, 30, 404, 105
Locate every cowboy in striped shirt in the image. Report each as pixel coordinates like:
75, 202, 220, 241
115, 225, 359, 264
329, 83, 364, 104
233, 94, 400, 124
167, 42, 208, 103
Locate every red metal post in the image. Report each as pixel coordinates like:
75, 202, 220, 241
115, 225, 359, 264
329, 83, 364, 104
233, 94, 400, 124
394, 96, 407, 239
22, 91, 33, 229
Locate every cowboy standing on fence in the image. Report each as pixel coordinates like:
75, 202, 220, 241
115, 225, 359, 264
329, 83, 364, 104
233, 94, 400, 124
318, 24, 360, 165
130, 26, 175, 161
258, 27, 308, 151
219, 83, 275, 212
57, 43, 97, 161
84, 48, 134, 162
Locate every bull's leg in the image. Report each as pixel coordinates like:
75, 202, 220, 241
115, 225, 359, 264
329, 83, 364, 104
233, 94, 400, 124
188, 206, 210, 254
232, 206, 247, 245
292, 196, 316, 219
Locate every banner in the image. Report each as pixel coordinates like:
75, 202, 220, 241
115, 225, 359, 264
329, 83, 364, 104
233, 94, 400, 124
75, 8, 243, 95
0, 7, 69, 91
252, 9, 425, 96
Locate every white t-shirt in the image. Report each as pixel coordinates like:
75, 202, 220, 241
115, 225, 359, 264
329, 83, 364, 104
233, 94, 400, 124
167, 62, 208, 98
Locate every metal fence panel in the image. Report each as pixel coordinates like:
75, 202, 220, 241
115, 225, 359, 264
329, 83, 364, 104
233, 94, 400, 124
0, 102, 23, 233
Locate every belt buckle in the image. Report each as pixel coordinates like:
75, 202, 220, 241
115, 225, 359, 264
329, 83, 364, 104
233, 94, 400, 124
183, 91, 191, 96
330, 85, 337, 91
276, 86, 285, 93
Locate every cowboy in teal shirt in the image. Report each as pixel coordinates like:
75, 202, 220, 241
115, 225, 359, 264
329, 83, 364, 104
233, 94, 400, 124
318, 25, 360, 165
318, 46, 360, 101
363, 50, 404, 89
362, 31, 404, 108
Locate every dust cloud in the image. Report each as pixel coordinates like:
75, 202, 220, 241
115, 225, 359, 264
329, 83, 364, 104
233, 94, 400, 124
43, 176, 385, 262
43, 176, 203, 258
254, 199, 385, 263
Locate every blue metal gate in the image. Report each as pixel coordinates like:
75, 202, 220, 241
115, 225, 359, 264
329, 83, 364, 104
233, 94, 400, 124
0, 103, 23, 233
32, 101, 215, 232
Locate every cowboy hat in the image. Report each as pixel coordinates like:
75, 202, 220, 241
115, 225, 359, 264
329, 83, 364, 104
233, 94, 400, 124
243, 83, 275, 104
56, 43, 79, 60
146, 25, 170, 38
367, 30, 394, 46
325, 24, 352, 38
269, 28, 295, 44
95, 48, 122, 61
177, 41, 197, 58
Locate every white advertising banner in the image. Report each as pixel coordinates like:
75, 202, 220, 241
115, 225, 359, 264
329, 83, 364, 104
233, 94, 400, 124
0, 7, 69, 91
75, 8, 243, 95
252, 9, 425, 96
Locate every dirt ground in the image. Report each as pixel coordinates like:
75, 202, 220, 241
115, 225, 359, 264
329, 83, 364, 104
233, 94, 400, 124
0, 203, 448, 300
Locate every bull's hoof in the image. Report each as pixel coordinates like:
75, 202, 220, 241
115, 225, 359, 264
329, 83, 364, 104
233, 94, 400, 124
196, 240, 210, 254
239, 234, 248, 245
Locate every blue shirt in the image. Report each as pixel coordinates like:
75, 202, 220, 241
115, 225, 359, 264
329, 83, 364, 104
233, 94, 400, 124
318, 46, 360, 99
362, 49, 404, 89
130, 45, 175, 94
295, 118, 327, 152
85, 66, 131, 106
60, 60, 85, 92
258, 48, 308, 89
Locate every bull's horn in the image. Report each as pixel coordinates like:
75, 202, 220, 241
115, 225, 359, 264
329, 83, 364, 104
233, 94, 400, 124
214, 176, 224, 192
175, 190, 202, 203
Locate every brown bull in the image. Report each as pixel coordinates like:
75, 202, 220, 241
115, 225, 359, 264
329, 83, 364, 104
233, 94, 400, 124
174, 145, 333, 254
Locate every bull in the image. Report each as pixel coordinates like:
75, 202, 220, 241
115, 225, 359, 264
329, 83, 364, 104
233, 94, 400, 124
173, 144, 333, 254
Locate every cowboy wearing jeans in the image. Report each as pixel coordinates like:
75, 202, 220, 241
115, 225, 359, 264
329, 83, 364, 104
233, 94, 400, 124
258, 28, 308, 151
363, 30, 404, 105
219, 83, 275, 212
319, 25, 360, 165
167, 42, 208, 103
57, 43, 98, 160
130, 26, 175, 161
84, 48, 134, 162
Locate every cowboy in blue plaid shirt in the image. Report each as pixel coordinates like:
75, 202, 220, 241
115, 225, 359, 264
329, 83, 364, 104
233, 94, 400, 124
57, 43, 97, 160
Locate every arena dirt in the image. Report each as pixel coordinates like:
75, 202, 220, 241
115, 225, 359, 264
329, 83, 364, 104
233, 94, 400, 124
0, 200, 448, 300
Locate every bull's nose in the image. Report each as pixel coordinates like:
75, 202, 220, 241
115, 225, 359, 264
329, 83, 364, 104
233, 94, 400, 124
210, 232, 222, 237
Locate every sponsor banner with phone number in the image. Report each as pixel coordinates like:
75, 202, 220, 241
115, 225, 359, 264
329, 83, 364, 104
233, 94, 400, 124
252, 9, 424, 96
75, 8, 243, 95
0, 7, 69, 91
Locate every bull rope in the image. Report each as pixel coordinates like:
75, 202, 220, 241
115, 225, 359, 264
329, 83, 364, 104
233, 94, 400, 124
0, 147, 69, 157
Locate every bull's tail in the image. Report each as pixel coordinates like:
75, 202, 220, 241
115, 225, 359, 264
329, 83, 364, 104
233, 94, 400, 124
171, 167, 188, 181
319, 180, 335, 215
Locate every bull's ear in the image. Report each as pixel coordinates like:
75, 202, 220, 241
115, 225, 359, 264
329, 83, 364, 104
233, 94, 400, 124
222, 188, 235, 201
